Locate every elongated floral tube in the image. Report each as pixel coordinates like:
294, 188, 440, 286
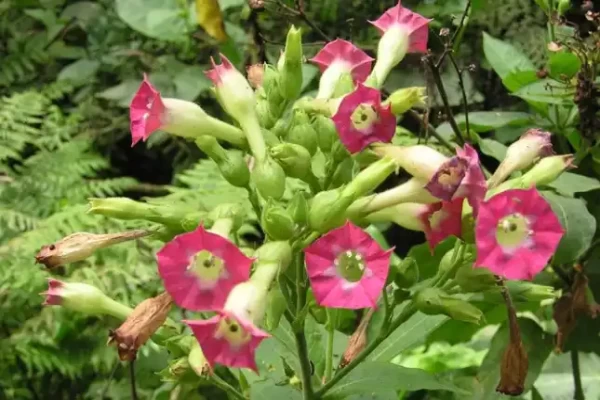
88, 197, 194, 228
372, 143, 449, 181
363, 202, 427, 232
347, 177, 438, 218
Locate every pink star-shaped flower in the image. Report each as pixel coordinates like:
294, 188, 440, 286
369, 1, 431, 53
185, 311, 270, 372
474, 187, 564, 280
156, 226, 253, 311
332, 83, 396, 154
419, 198, 464, 251
310, 39, 374, 84
129, 74, 165, 146
205, 53, 236, 86
304, 221, 393, 309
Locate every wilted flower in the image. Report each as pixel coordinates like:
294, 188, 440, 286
310, 39, 374, 99
35, 230, 151, 269
339, 308, 374, 369
304, 221, 393, 309
419, 198, 464, 251
332, 83, 395, 154
497, 297, 528, 395
474, 188, 564, 280
108, 292, 173, 361
156, 225, 253, 311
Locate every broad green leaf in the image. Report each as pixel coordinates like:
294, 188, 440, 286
96, 79, 140, 107
195, 0, 227, 42
115, 0, 189, 42
61, 1, 103, 30
542, 191, 596, 264
546, 172, 600, 196
474, 318, 553, 399
301, 64, 319, 93
535, 353, 600, 399
219, 0, 245, 10
437, 112, 532, 138
250, 381, 302, 400
406, 238, 457, 280
483, 32, 535, 80
502, 70, 539, 92
513, 79, 575, 105
479, 139, 507, 162
57, 59, 100, 86
324, 361, 467, 399
548, 51, 581, 79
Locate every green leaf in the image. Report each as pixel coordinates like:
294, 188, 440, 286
541, 191, 597, 264
115, 0, 189, 42
324, 361, 467, 399
250, 381, 302, 400
474, 318, 553, 399
436, 112, 532, 138
479, 139, 507, 162
502, 70, 539, 92
406, 238, 457, 280
546, 172, 600, 196
61, 1, 103, 30
536, 353, 600, 399
482, 32, 535, 80
548, 51, 581, 80
513, 79, 575, 105
96, 79, 141, 107
57, 59, 100, 86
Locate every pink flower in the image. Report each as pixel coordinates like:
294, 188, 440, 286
129, 74, 165, 146
205, 53, 235, 86
474, 187, 564, 280
156, 226, 253, 311
369, 1, 431, 54
419, 198, 464, 251
304, 221, 393, 309
185, 311, 269, 372
42, 278, 63, 306
425, 144, 487, 215
310, 39, 374, 84
332, 83, 396, 154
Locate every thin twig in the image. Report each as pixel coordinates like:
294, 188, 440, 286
571, 350, 585, 400
129, 360, 138, 400
100, 360, 120, 399
447, 52, 470, 139
249, 9, 267, 63
436, 0, 471, 68
407, 109, 455, 152
273, 0, 331, 42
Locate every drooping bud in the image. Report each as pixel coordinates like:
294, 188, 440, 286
394, 256, 419, 288
497, 289, 528, 396
438, 245, 474, 280
270, 143, 312, 180
372, 143, 449, 182
384, 87, 427, 115
488, 128, 554, 189
312, 114, 339, 153
195, 136, 250, 188
188, 342, 211, 377
251, 156, 287, 200
279, 26, 303, 100
42, 278, 132, 319
286, 110, 318, 155
505, 280, 557, 303
35, 230, 151, 269
455, 264, 496, 292
367, 2, 431, 88
287, 192, 309, 226
339, 308, 374, 369
414, 287, 484, 324
108, 292, 173, 361
88, 197, 188, 228
518, 154, 575, 188
247, 63, 265, 89
261, 200, 296, 240
311, 39, 374, 100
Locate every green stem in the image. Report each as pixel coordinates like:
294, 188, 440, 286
294, 330, 315, 400
246, 187, 262, 219
324, 310, 335, 383
315, 303, 416, 397
406, 110, 455, 153
571, 350, 585, 400
102, 298, 134, 320
211, 373, 246, 400
240, 114, 267, 163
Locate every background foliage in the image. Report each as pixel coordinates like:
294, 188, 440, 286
1, 0, 600, 399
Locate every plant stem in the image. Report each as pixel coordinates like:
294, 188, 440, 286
406, 110, 455, 152
315, 303, 416, 397
129, 361, 138, 400
447, 52, 470, 139
294, 330, 315, 399
246, 186, 262, 220
212, 373, 246, 400
571, 350, 585, 400
324, 310, 335, 383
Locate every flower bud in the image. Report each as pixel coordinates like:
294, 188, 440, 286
256, 99, 278, 129
385, 87, 427, 115
287, 191, 309, 225
188, 342, 211, 377
264, 285, 287, 330
35, 230, 151, 269
286, 110, 318, 155
438, 246, 474, 280
251, 156, 287, 200
195, 136, 250, 187
372, 144, 449, 182
488, 128, 554, 189
414, 288, 484, 324
270, 143, 312, 180
455, 264, 496, 292
505, 281, 557, 302
42, 278, 132, 319
272, 117, 290, 138
279, 26, 303, 100
312, 114, 339, 153
88, 197, 187, 228
208, 203, 245, 232
394, 256, 419, 288
309, 188, 355, 233
247, 63, 265, 89
108, 292, 173, 361
519, 154, 575, 187
262, 65, 283, 103
261, 200, 296, 240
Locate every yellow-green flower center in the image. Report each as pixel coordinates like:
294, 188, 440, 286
496, 213, 531, 249
351, 103, 379, 131
335, 250, 365, 282
429, 209, 447, 231
188, 250, 226, 284
214, 317, 251, 348
438, 166, 463, 187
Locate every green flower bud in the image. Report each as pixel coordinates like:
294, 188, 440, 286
308, 188, 354, 233
312, 114, 338, 153
520, 154, 575, 187
256, 99, 277, 129
251, 156, 287, 200
88, 197, 187, 228
265, 285, 287, 330
208, 203, 245, 232
270, 143, 312, 180
261, 127, 280, 147
262, 65, 283, 103
438, 245, 474, 280
188, 342, 210, 377
195, 136, 250, 188
395, 257, 419, 288
455, 265, 496, 292
279, 26, 303, 100
286, 110, 318, 155
330, 157, 359, 189
272, 118, 290, 138
385, 87, 427, 115
287, 191, 309, 225
414, 288, 484, 324
261, 200, 296, 240
505, 281, 557, 302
